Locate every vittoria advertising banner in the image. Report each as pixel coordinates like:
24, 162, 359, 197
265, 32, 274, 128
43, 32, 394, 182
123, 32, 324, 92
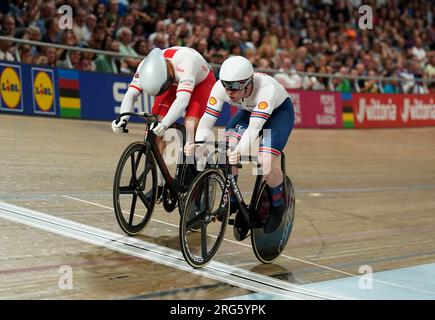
352, 93, 435, 128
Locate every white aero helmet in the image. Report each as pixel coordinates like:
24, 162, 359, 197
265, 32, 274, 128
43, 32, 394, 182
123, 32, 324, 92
138, 48, 173, 96
219, 56, 254, 91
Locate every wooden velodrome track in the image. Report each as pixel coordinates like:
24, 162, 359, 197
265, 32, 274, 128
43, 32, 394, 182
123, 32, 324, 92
1, 113, 435, 300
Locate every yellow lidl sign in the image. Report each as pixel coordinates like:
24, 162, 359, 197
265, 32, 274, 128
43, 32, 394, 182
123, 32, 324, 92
0, 65, 22, 111
33, 69, 55, 113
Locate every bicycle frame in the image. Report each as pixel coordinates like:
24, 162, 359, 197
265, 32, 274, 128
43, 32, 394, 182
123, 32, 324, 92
219, 162, 264, 229
214, 143, 287, 229
192, 140, 265, 228
118, 112, 186, 198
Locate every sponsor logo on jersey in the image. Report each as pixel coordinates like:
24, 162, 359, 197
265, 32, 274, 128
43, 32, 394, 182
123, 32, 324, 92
0, 67, 21, 109
258, 101, 268, 109
209, 97, 217, 105
180, 79, 193, 86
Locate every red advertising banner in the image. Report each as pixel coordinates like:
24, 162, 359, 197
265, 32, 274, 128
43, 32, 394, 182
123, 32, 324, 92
288, 90, 343, 128
352, 93, 435, 128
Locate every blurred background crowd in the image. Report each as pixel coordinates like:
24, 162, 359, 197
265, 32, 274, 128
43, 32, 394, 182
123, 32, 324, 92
0, 0, 434, 93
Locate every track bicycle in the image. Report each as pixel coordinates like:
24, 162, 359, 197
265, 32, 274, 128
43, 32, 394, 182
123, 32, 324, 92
112, 112, 199, 236
179, 140, 295, 268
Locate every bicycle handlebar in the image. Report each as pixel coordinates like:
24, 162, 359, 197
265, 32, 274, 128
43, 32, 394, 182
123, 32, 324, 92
116, 112, 158, 133
193, 141, 243, 168
117, 112, 157, 122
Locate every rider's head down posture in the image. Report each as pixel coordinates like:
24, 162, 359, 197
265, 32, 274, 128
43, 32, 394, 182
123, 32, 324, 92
187, 55, 295, 233
112, 46, 216, 199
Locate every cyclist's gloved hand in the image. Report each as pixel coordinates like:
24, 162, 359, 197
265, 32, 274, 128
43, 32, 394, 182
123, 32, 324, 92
228, 149, 240, 165
150, 122, 167, 137
111, 117, 128, 134
184, 142, 194, 157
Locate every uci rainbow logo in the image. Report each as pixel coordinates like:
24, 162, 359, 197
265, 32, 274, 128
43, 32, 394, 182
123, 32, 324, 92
0, 67, 21, 109
33, 70, 54, 113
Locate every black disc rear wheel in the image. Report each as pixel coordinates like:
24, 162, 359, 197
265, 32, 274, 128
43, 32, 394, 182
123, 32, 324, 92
251, 176, 295, 263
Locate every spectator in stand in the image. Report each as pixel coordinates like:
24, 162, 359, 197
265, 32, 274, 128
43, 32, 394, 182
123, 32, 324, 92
239, 29, 251, 54
94, 2, 107, 22
168, 33, 178, 47
82, 14, 97, 43
410, 60, 428, 94
32, 53, 47, 66
185, 24, 202, 48
16, 44, 33, 63
0, 30, 15, 61
360, 70, 381, 93
175, 18, 190, 46
303, 62, 324, 91
411, 37, 427, 66
193, 38, 210, 61
95, 39, 120, 73
43, 46, 58, 68
81, 47, 97, 72
31, 1, 55, 36
116, 26, 140, 71
208, 25, 226, 53
398, 60, 417, 94
424, 54, 435, 90
274, 58, 302, 90
41, 17, 60, 44
256, 58, 272, 71
73, 7, 87, 42
147, 20, 168, 49
382, 76, 401, 94
105, 0, 119, 28
133, 39, 148, 57
120, 13, 135, 31
222, 26, 236, 52
245, 29, 261, 53
152, 33, 167, 50
349, 68, 360, 92
1, 15, 16, 37
229, 43, 242, 57
57, 49, 82, 70
56, 29, 79, 62
88, 25, 106, 50
162, 7, 179, 25
329, 67, 352, 93
9, 0, 26, 28
19, 25, 40, 56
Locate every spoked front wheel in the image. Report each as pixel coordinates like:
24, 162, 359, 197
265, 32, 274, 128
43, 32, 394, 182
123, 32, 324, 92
113, 141, 158, 236
179, 169, 228, 268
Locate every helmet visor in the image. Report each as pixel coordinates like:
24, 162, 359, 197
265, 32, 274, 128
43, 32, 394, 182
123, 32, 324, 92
221, 77, 252, 91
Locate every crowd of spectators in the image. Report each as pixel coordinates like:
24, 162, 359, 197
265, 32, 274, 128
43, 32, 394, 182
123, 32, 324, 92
0, 0, 434, 93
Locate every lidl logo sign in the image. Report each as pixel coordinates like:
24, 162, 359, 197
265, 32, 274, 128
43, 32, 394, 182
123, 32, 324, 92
32, 68, 56, 114
34, 72, 54, 110
0, 65, 23, 112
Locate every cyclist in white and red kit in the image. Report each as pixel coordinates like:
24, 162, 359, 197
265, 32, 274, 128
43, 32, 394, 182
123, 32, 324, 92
112, 46, 216, 201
